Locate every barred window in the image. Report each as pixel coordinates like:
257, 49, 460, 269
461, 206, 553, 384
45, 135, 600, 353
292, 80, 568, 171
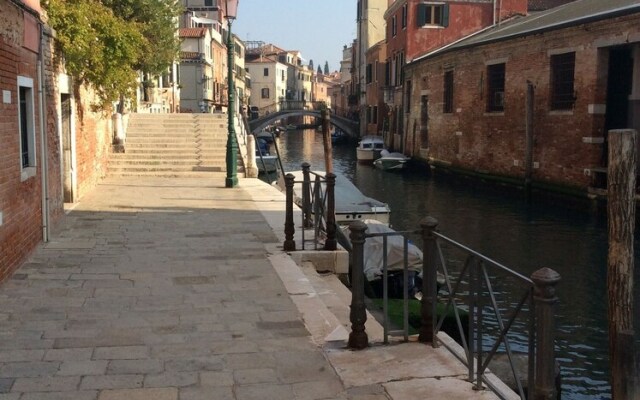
486, 63, 505, 112
443, 70, 454, 113
550, 52, 575, 110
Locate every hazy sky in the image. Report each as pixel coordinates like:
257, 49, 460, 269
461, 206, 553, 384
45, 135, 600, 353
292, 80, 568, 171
233, 0, 357, 73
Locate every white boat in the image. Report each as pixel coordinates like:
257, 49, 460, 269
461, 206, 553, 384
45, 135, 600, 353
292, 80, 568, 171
255, 137, 278, 173
356, 135, 386, 162
256, 154, 278, 173
373, 149, 410, 170
283, 171, 391, 225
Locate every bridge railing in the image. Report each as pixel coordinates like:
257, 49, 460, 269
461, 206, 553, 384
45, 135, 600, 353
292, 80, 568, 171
347, 218, 561, 400
278, 100, 327, 111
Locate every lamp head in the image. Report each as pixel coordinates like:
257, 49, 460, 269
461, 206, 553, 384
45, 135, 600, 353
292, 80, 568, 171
224, 0, 239, 20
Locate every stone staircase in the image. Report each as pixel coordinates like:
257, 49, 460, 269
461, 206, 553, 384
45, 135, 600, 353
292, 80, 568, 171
109, 113, 243, 178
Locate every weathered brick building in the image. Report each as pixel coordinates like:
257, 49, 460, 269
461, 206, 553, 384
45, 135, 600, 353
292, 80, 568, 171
403, 0, 640, 195
0, 0, 114, 282
0, 0, 62, 281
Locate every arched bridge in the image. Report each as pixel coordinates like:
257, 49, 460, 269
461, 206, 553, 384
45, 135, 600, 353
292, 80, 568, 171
248, 101, 359, 138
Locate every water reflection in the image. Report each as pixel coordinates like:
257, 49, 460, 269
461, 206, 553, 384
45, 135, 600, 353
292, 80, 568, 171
268, 128, 640, 399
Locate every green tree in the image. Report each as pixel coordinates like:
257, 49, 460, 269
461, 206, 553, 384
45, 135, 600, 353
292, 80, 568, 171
317, 66, 323, 75
324, 61, 329, 75
44, 0, 181, 110
102, 0, 182, 75
309, 59, 314, 71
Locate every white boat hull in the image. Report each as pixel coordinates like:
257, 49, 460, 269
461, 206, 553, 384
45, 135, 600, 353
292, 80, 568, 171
256, 155, 278, 173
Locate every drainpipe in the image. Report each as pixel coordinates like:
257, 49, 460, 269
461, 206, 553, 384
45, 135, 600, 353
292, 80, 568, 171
37, 22, 50, 242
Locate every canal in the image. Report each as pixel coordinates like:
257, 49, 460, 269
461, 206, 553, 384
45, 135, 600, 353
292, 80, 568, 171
264, 128, 639, 399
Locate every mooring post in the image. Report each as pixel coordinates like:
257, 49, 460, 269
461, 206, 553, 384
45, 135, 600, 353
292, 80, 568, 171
321, 108, 333, 174
607, 128, 638, 400
324, 173, 337, 250
348, 220, 368, 349
419, 217, 439, 345
283, 173, 296, 251
531, 267, 561, 400
301, 162, 312, 228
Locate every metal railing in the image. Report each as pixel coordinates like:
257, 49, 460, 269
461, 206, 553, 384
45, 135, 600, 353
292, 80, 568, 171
348, 217, 561, 400
283, 163, 336, 251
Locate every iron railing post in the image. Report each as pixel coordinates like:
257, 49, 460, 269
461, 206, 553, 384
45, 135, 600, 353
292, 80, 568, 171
348, 220, 368, 350
324, 173, 337, 250
531, 267, 561, 400
283, 173, 296, 251
419, 217, 439, 345
301, 162, 312, 228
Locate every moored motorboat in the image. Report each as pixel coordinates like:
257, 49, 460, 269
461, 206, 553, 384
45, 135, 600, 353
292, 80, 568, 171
331, 129, 346, 144
255, 138, 278, 173
283, 171, 390, 225
356, 135, 385, 162
373, 149, 410, 170
256, 130, 275, 143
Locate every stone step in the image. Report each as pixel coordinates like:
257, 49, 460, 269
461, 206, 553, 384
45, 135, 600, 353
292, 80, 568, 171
110, 157, 225, 165
109, 165, 226, 173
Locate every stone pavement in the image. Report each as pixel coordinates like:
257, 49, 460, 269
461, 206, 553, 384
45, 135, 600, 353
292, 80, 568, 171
0, 175, 513, 400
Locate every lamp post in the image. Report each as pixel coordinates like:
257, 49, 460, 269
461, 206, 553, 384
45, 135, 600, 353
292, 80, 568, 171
224, 0, 239, 188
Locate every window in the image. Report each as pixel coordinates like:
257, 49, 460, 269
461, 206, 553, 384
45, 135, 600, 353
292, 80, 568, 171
384, 61, 391, 86
405, 80, 412, 113
550, 52, 576, 110
392, 15, 397, 37
374, 61, 378, 82
281, 70, 285, 81
366, 63, 373, 84
372, 106, 378, 124
402, 4, 408, 28
18, 76, 36, 173
416, 3, 449, 27
204, 0, 213, 6
263, 68, 269, 77
486, 63, 505, 112
261, 88, 270, 99
443, 70, 454, 113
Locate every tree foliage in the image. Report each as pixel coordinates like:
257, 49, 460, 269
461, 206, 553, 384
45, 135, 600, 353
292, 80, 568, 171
44, 0, 182, 109
317, 65, 323, 75
309, 59, 314, 70
324, 61, 329, 75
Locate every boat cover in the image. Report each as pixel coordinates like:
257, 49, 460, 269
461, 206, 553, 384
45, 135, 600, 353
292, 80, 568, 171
344, 219, 423, 281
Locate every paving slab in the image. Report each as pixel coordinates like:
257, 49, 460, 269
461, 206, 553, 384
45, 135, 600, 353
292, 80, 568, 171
0, 175, 512, 400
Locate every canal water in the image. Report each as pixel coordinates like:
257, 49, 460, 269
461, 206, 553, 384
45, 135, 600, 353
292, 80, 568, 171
264, 128, 640, 399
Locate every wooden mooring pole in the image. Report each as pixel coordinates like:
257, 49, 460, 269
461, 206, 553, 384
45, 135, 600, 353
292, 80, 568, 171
321, 108, 333, 174
607, 129, 638, 400
525, 82, 534, 199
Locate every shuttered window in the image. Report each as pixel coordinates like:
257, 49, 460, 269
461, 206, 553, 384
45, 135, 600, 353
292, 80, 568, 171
416, 3, 449, 27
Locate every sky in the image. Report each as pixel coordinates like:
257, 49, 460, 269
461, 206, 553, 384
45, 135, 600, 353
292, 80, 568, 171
233, 0, 357, 73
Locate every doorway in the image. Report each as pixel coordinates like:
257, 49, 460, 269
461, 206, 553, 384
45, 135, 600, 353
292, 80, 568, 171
605, 46, 633, 131
61, 94, 74, 203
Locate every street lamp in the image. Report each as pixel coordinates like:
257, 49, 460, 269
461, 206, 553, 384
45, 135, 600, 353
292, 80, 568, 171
224, 0, 239, 188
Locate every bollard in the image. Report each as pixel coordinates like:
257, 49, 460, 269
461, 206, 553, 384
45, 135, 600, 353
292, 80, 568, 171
419, 217, 439, 345
348, 220, 368, 349
301, 162, 312, 228
324, 173, 337, 250
531, 267, 561, 400
283, 173, 296, 251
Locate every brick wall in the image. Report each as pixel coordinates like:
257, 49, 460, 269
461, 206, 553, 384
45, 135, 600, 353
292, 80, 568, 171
404, 13, 640, 192
0, 1, 47, 282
